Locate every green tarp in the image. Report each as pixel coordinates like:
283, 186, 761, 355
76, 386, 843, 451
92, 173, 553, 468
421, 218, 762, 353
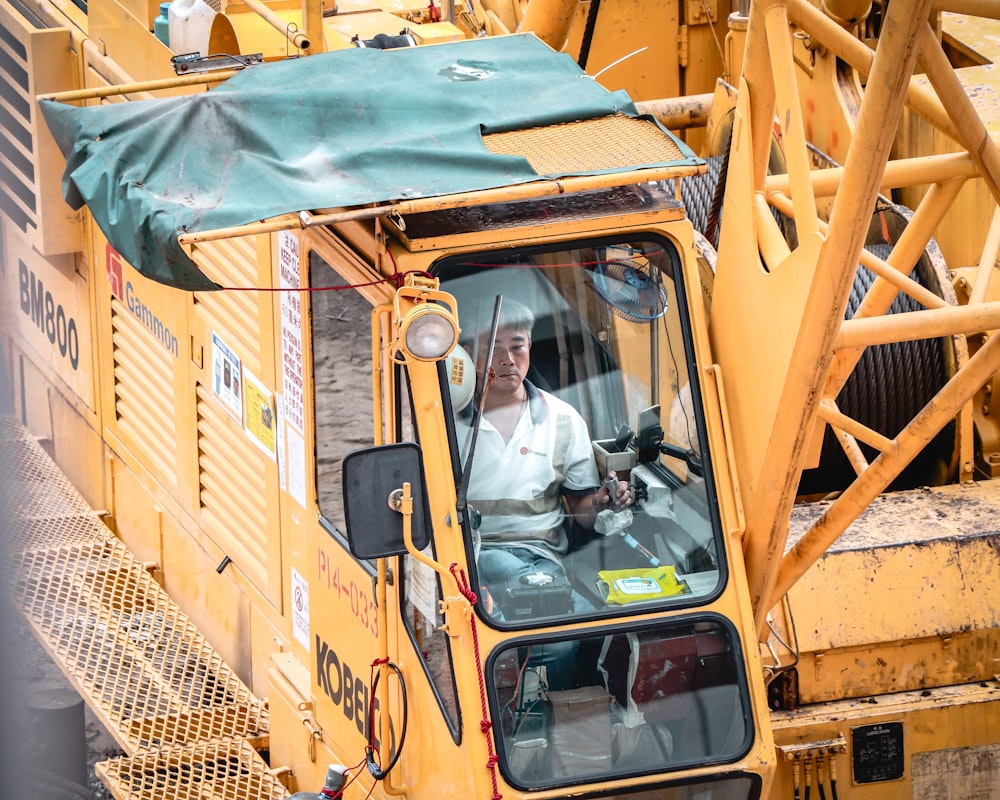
41, 34, 689, 291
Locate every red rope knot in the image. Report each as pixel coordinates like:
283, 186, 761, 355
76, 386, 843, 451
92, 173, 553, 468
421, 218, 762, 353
450, 563, 478, 604
370, 657, 389, 667
480, 719, 492, 733
486, 755, 499, 768
390, 269, 433, 288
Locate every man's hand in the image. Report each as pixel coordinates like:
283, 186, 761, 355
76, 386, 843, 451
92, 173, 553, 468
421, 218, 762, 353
569, 473, 632, 530
597, 472, 632, 510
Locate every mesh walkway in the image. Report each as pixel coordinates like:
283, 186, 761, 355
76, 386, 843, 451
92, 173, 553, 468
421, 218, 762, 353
2, 415, 287, 800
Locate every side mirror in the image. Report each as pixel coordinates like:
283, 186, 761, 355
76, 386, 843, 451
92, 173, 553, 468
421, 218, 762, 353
342, 442, 432, 559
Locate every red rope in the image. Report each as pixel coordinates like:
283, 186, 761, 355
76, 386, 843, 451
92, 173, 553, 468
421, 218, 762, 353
450, 563, 503, 800
367, 657, 389, 745
455, 249, 668, 271
213, 268, 432, 293
214, 278, 387, 292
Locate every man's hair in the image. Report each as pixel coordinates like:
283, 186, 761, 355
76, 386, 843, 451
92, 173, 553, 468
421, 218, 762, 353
464, 297, 535, 343
497, 298, 535, 339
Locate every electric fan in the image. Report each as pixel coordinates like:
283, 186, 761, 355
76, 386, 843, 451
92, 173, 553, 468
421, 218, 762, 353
591, 259, 668, 322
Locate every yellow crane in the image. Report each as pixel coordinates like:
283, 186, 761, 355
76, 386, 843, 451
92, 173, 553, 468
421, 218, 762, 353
1, 1, 998, 798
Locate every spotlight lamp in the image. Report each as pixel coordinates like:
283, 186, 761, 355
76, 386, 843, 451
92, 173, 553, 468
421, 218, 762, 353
395, 282, 460, 362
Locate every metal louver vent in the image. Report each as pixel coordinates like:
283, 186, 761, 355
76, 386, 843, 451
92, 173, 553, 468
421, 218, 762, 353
0, 3, 81, 253
110, 296, 179, 490
0, 17, 37, 234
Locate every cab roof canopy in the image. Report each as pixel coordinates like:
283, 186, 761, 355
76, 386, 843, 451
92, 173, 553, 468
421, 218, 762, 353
41, 34, 701, 290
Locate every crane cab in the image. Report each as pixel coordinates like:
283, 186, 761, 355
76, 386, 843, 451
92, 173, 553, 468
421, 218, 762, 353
295, 171, 775, 796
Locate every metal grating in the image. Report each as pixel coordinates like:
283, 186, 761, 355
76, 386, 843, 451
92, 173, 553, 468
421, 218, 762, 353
13, 542, 269, 751
0, 417, 95, 523
482, 112, 689, 174
2, 414, 284, 800
97, 740, 287, 800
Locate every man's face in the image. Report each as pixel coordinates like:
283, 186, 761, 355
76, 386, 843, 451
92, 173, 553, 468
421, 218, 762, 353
478, 326, 531, 393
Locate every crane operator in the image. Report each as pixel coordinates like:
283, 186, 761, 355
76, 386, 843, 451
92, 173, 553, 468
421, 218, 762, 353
454, 299, 631, 686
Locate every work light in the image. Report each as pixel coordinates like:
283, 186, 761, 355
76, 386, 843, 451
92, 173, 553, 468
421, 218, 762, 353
400, 303, 459, 360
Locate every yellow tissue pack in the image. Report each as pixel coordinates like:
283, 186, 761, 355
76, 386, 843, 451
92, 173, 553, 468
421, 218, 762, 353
597, 566, 690, 605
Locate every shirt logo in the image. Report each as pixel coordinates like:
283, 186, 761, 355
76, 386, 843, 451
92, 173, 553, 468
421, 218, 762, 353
520, 447, 547, 457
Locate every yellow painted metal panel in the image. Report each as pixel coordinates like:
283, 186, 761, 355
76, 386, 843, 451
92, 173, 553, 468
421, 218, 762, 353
266, 652, 319, 795
89, 0, 181, 82
119, 0, 163, 29
47, 386, 108, 509
193, 238, 264, 377
781, 481, 1000, 702
897, 61, 1000, 270
2, 234, 96, 411
196, 384, 269, 568
941, 12, 1000, 66
771, 682, 1000, 799
564, 0, 682, 103
190, 235, 282, 609
788, 481, 1000, 649
0, 0, 82, 255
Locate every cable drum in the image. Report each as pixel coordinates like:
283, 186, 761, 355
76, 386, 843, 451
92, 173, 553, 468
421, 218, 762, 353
678, 155, 728, 248
797, 204, 960, 497
674, 138, 958, 494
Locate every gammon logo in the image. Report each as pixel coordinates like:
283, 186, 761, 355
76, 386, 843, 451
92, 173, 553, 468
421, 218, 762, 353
106, 243, 124, 299
106, 244, 179, 358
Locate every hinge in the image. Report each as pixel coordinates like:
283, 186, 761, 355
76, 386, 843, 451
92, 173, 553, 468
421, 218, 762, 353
172, 52, 264, 75
303, 714, 323, 762
677, 25, 689, 68
439, 595, 473, 638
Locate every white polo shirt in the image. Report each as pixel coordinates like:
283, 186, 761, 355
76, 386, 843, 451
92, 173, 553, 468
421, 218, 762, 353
456, 381, 600, 554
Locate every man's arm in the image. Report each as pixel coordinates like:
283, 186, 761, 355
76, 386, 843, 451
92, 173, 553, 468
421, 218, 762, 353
566, 477, 631, 530
566, 490, 600, 530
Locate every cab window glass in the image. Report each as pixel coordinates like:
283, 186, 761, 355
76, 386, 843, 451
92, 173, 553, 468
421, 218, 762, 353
310, 251, 375, 530
435, 237, 722, 629
489, 618, 750, 787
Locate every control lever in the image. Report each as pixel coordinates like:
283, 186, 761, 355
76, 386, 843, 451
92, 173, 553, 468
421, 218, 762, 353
603, 474, 625, 514
595, 473, 661, 567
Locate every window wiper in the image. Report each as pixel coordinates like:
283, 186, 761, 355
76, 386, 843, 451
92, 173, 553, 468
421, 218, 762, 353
455, 295, 503, 525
